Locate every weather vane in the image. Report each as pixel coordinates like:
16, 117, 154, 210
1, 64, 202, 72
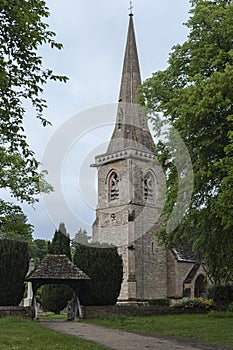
128, 1, 134, 15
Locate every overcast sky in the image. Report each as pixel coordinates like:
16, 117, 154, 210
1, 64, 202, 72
14, 0, 191, 240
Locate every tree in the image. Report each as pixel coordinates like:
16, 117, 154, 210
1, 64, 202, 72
48, 223, 71, 259
40, 283, 73, 315
208, 284, 233, 310
0, 200, 33, 242
0, 199, 38, 259
0, 0, 68, 207
74, 243, 123, 306
71, 228, 91, 250
0, 240, 29, 305
41, 223, 73, 314
31, 239, 48, 265
140, 0, 233, 283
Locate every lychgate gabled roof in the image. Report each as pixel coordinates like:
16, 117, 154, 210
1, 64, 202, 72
26, 254, 90, 283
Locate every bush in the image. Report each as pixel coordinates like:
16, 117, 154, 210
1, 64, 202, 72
173, 297, 215, 310
41, 284, 73, 314
74, 243, 123, 306
148, 298, 170, 306
227, 302, 233, 313
0, 240, 29, 305
208, 284, 233, 311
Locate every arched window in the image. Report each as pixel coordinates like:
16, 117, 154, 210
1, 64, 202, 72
109, 172, 119, 201
144, 172, 154, 200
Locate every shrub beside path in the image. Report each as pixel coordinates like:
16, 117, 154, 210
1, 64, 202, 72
43, 321, 224, 350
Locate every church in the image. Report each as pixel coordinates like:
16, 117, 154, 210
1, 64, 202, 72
91, 12, 208, 302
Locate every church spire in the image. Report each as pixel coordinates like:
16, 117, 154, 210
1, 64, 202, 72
105, 14, 155, 155
119, 13, 141, 104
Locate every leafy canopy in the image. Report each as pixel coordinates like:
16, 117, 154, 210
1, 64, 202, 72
71, 228, 91, 250
140, 0, 233, 283
48, 223, 72, 260
0, 199, 33, 241
0, 0, 68, 205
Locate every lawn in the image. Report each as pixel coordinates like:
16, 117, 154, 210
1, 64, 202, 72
87, 312, 233, 349
2, 313, 233, 349
38, 312, 67, 321
0, 316, 109, 350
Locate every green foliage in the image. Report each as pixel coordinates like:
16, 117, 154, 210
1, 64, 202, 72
0, 0, 68, 205
0, 200, 38, 259
74, 243, 123, 306
148, 298, 170, 306
71, 228, 91, 250
227, 302, 233, 312
0, 240, 29, 305
48, 223, 71, 260
40, 224, 73, 313
31, 239, 48, 265
140, 0, 233, 283
0, 200, 33, 241
40, 284, 73, 314
172, 297, 215, 310
207, 284, 233, 310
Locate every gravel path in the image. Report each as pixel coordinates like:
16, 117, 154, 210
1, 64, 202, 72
43, 321, 222, 350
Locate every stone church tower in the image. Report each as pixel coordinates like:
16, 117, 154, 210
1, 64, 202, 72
92, 12, 209, 301
92, 13, 168, 302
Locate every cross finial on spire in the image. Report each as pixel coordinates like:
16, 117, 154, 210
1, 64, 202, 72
128, 1, 134, 16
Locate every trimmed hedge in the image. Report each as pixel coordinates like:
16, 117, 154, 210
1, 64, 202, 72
41, 284, 73, 314
208, 284, 233, 310
74, 243, 123, 306
0, 240, 29, 305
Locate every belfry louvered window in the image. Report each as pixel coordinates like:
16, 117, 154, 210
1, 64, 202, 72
109, 172, 119, 201
144, 172, 154, 200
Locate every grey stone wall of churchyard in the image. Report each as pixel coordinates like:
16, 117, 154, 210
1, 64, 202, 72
0, 306, 32, 319
82, 305, 207, 319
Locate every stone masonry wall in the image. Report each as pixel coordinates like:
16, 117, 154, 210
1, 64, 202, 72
82, 305, 207, 319
134, 233, 168, 300
92, 155, 169, 302
0, 306, 32, 319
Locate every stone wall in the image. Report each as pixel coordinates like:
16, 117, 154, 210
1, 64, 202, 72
82, 305, 207, 319
134, 232, 168, 300
0, 306, 33, 319
167, 251, 209, 298
92, 155, 169, 302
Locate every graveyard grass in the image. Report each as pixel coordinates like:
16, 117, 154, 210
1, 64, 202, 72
87, 313, 233, 349
0, 316, 109, 350
1, 313, 233, 349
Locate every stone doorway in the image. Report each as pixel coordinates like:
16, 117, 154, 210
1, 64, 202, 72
194, 274, 208, 298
